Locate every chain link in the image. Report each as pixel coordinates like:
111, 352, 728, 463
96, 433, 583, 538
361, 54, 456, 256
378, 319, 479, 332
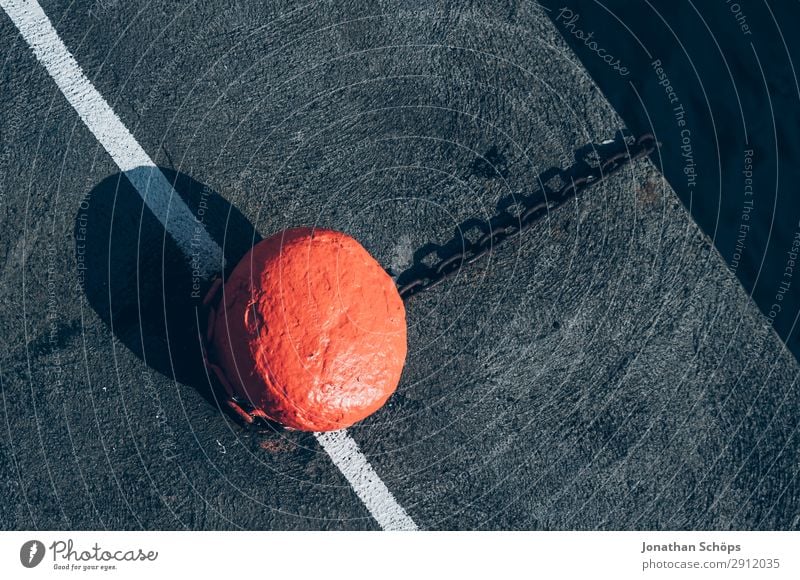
396, 133, 658, 300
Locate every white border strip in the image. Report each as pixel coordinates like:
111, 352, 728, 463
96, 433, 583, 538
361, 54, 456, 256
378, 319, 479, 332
5, 531, 800, 578
2, 0, 417, 531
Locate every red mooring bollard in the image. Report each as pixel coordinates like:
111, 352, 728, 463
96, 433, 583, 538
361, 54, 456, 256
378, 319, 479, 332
205, 227, 407, 431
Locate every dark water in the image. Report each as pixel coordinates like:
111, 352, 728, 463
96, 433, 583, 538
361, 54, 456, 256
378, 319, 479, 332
541, 0, 800, 360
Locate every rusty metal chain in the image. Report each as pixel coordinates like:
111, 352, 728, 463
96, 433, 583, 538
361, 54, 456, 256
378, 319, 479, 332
395, 133, 658, 300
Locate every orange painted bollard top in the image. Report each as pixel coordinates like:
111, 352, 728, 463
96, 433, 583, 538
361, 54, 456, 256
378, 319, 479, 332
210, 227, 407, 431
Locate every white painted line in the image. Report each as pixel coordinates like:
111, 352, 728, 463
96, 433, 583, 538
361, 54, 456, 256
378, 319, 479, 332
315, 430, 418, 530
2, 0, 417, 531
1, 0, 222, 278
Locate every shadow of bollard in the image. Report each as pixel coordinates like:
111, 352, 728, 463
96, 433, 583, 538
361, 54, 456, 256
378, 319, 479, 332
74, 166, 262, 406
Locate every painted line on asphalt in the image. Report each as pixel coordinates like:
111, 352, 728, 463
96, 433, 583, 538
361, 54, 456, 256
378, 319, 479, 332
1, 0, 417, 531
0, 0, 222, 276
315, 430, 417, 531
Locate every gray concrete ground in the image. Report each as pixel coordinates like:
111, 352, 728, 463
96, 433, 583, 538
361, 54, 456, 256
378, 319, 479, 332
541, 0, 800, 360
1, 1, 798, 529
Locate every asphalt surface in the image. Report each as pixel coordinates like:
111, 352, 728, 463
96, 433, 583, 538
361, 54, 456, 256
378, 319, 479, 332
1, 1, 798, 530
540, 0, 800, 360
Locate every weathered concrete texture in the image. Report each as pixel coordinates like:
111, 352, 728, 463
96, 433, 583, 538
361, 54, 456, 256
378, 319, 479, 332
0, 1, 798, 529
540, 0, 800, 360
